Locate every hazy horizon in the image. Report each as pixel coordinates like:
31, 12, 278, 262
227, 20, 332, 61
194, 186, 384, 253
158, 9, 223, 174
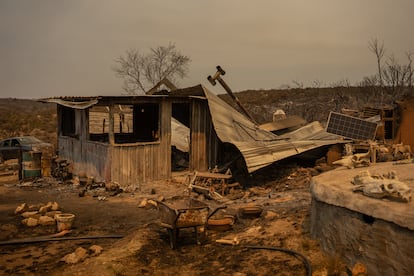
1, 0, 413, 98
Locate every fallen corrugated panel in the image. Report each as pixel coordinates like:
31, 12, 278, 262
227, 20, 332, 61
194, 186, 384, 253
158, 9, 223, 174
278, 121, 343, 141
201, 86, 347, 173
171, 117, 190, 152
41, 98, 99, 109
259, 115, 307, 132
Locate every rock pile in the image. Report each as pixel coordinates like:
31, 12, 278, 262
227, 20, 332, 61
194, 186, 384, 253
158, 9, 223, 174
60, 245, 104, 264
14, 201, 62, 227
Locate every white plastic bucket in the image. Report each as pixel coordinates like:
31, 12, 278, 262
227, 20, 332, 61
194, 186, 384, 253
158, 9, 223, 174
55, 213, 75, 231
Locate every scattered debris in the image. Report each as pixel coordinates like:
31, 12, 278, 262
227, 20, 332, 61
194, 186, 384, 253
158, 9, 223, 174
352, 262, 367, 276
238, 205, 263, 218
333, 151, 371, 169
156, 196, 227, 249
207, 215, 235, 231
14, 201, 69, 230
15, 203, 29, 214
352, 170, 412, 202
215, 237, 239, 245
89, 245, 103, 256
61, 247, 88, 264
22, 217, 38, 227
187, 169, 233, 199
38, 215, 56, 226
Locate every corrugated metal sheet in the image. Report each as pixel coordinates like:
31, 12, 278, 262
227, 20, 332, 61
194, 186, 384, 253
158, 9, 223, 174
58, 137, 111, 182
259, 115, 307, 132
190, 99, 209, 172
200, 86, 347, 173
171, 118, 189, 152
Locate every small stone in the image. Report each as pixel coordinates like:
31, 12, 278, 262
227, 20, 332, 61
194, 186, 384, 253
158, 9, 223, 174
21, 211, 39, 218
265, 210, 278, 219
28, 204, 41, 211
15, 203, 29, 215
89, 245, 103, 256
105, 181, 119, 191
312, 268, 328, 276
61, 247, 88, 264
138, 198, 148, 208
22, 217, 38, 227
74, 247, 88, 260
147, 199, 157, 207
352, 262, 367, 276
39, 205, 51, 214
51, 202, 60, 211
157, 195, 164, 202
38, 215, 55, 226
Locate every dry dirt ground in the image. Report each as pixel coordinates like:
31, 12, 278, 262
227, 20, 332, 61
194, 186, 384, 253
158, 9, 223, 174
0, 163, 347, 276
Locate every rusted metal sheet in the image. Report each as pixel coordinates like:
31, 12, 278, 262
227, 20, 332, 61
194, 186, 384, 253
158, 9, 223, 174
190, 99, 208, 172
201, 86, 346, 173
259, 115, 307, 132
189, 99, 219, 172
58, 137, 111, 182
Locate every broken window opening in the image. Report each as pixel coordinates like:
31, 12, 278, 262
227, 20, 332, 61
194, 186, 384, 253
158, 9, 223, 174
89, 106, 110, 143
88, 103, 160, 144
171, 103, 190, 171
384, 121, 394, 140
115, 103, 160, 144
61, 107, 76, 137
381, 108, 395, 140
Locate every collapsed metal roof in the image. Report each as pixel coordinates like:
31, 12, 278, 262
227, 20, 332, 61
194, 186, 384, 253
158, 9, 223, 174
199, 85, 346, 173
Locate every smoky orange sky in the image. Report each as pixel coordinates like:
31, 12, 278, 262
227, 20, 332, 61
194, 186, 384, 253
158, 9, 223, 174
1, 0, 413, 98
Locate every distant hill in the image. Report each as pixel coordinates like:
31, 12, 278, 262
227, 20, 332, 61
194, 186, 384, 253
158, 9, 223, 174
0, 98, 56, 145
0, 86, 412, 145
218, 86, 414, 124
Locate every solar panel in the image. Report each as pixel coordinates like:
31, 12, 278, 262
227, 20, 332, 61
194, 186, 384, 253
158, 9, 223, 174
326, 112, 378, 140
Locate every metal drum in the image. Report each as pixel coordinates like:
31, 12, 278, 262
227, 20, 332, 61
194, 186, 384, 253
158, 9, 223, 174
22, 151, 42, 179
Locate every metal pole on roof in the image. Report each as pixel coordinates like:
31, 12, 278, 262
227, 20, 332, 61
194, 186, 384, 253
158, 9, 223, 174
208, 66, 257, 125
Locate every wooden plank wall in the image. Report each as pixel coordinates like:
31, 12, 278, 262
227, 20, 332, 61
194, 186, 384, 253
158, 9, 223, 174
110, 99, 171, 190
58, 108, 111, 182
190, 99, 219, 172
57, 98, 205, 189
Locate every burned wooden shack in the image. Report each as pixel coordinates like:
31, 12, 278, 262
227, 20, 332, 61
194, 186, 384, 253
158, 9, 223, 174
43, 85, 345, 190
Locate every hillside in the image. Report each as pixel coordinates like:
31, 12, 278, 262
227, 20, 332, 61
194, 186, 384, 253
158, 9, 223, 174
0, 86, 412, 145
219, 86, 414, 125
0, 98, 56, 144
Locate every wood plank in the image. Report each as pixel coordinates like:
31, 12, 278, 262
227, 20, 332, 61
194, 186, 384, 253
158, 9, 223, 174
195, 171, 232, 180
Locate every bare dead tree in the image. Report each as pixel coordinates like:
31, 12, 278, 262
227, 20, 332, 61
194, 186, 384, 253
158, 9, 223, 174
113, 43, 191, 95
368, 38, 386, 87
311, 79, 324, 88
113, 49, 146, 94
406, 51, 413, 88
292, 80, 304, 89
330, 78, 351, 88
383, 54, 401, 90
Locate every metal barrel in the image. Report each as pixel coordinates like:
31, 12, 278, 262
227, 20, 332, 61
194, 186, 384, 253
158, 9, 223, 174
22, 151, 42, 179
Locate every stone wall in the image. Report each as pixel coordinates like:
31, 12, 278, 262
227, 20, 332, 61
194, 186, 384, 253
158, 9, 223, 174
310, 199, 414, 275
